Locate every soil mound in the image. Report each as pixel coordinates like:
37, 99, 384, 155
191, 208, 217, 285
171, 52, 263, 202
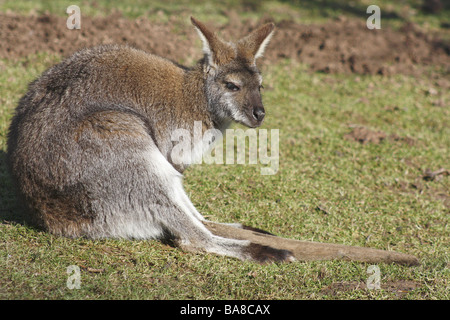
0, 11, 448, 75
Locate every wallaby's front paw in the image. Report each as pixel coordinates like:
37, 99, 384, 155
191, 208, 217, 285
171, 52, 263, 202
246, 243, 295, 263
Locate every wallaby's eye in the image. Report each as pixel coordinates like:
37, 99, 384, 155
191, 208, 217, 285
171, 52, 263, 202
225, 82, 240, 91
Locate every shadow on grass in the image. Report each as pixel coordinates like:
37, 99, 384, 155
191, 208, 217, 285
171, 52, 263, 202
284, 0, 403, 19
0, 150, 34, 227
249, 0, 449, 20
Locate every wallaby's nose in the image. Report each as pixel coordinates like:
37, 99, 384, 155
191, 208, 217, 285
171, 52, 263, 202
252, 107, 265, 122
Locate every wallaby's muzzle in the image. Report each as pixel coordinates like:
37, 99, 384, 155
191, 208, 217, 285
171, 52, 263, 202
243, 104, 265, 127
252, 106, 265, 122
246, 91, 266, 127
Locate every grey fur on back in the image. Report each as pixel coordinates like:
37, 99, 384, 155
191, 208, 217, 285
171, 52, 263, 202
7, 18, 294, 263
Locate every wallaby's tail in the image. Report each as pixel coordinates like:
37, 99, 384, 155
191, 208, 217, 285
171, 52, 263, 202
203, 221, 420, 266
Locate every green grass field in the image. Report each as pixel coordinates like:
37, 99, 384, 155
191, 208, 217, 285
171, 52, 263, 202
0, 0, 449, 300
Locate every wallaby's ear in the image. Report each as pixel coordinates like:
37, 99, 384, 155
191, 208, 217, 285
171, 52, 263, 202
237, 22, 275, 64
191, 16, 235, 68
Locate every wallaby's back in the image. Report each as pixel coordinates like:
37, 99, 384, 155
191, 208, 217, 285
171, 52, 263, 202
8, 44, 192, 233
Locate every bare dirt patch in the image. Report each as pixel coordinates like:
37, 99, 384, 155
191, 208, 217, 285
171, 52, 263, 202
344, 126, 388, 144
343, 125, 417, 146
0, 11, 448, 75
422, 168, 449, 181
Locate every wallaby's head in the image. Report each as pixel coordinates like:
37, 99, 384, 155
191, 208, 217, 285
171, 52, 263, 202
191, 17, 275, 128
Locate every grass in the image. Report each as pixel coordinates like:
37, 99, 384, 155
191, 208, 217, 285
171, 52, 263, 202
1, 1, 449, 300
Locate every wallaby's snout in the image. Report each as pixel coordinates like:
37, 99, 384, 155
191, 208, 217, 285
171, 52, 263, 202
247, 90, 265, 126
252, 106, 265, 123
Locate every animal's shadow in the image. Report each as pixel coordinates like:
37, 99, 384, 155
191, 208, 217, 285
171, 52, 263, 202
0, 150, 34, 228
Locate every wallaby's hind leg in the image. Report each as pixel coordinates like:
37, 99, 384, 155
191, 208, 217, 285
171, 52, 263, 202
140, 142, 293, 262
74, 110, 293, 263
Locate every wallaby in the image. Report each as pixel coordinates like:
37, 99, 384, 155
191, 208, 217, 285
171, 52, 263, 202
7, 17, 293, 263
7, 17, 419, 266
